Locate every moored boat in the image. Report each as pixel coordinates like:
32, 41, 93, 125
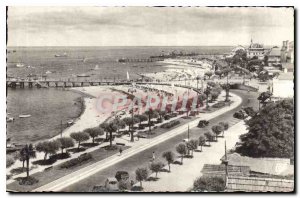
77, 73, 90, 77
19, 114, 31, 118
16, 63, 25, 68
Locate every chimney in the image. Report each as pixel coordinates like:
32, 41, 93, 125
285, 40, 289, 51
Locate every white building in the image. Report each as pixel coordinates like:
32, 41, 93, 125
271, 72, 294, 98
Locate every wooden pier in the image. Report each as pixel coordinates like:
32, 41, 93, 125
6, 78, 132, 89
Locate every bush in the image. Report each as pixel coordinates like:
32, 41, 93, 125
164, 115, 171, 120
161, 120, 180, 129
118, 180, 131, 191
243, 107, 256, 117
60, 153, 93, 169
233, 110, 245, 119
115, 171, 129, 182
17, 176, 39, 186
193, 176, 225, 192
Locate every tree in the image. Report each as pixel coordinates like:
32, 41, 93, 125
236, 99, 294, 158
193, 176, 226, 192
57, 137, 75, 154
214, 70, 223, 79
258, 91, 272, 108
176, 143, 187, 164
19, 147, 27, 168
135, 167, 148, 188
84, 127, 104, 143
122, 117, 139, 142
135, 114, 148, 126
112, 118, 126, 134
211, 125, 224, 141
105, 121, 118, 146
186, 139, 198, 157
36, 140, 61, 160
204, 71, 213, 79
144, 109, 159, 133
198, 135, 206, 151
204, 87, 211, 110
156, 110, 166, 122
218, 122, 229, 136
149, 161, 164, 178
70, 132, 90, 151
20, 144, 36, 177
197, 94, 207, 107
99, 122, 109, 139
210, 91, 220, 102
204, 131, 214, 145
162, 151, 175, 172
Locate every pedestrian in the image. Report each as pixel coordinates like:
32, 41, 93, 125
119, 147, 123, 156
152, 151, 156, 161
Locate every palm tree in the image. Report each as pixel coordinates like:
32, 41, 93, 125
144, 109, 159, 133
20, 144, 36, 177
105, 122, 118, 147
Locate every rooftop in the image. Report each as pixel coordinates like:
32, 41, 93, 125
277, 72, 294, 80
221, 153, 294, 176
268, 48, 281, 56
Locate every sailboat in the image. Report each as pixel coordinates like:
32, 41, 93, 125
94, 65, 99, 70
127, 71, 130, 81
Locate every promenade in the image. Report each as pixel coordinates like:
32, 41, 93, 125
32, 92, 242, 192
140, 121, 247, 192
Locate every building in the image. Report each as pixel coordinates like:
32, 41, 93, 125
267, 47, 281, 66
247, 39, 266, 60
227, 176, 294, 192
281, 40, 294, 63
271, 72, 294, 98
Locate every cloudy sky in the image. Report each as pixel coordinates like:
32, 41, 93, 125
7, 7, 294, 46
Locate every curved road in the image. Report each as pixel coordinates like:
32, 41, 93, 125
34, 90, 258, 192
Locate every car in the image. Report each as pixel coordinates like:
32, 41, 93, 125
198, 120, 209, 128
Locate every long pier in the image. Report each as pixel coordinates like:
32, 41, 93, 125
6, 78, 132, 89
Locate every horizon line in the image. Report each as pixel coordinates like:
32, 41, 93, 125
6, 44, 280, 48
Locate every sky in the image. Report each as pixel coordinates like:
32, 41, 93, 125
7, 7, 294, 46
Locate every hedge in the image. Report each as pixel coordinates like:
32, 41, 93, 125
161, 120, 180, 129
60, 153, 93, 169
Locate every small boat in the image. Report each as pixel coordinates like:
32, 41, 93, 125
19, 114, 31, 118
16, 63, 25, 68
45, 70, 52, 74
94, 65, 99, 70
6, 117, 14, 122
55, 52, 68, 57
67, 120, 74, 126
77, 73, 90, 77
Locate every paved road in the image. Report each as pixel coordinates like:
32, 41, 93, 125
34, 90, 258, 192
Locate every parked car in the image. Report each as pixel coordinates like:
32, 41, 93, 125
198, 120, 209, 128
